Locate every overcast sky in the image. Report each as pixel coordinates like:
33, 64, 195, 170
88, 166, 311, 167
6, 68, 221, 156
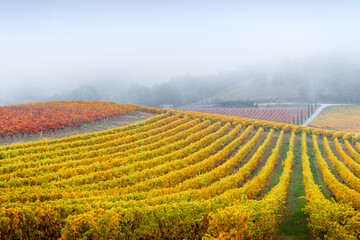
1, 0, 360, 97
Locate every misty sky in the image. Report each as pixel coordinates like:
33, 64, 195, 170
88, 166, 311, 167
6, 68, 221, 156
1, 0, 360, 97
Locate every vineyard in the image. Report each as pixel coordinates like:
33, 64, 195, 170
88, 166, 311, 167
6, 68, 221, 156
0, 101, 138, 137
0, 103, 360, 239
180, 107, 308, 124
309, 105, 360, 132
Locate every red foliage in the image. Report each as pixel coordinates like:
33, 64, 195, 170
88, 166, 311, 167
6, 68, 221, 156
0, 101, 138, 136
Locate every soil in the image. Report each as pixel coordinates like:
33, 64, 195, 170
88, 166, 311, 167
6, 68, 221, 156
0, 111, 156, 146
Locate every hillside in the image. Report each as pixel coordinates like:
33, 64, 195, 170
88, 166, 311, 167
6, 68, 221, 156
204, 79, 300, 102
0, 104, 360, 239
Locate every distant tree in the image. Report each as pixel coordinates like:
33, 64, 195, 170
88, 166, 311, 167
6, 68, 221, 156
127, 83, 154, 107
70, 85, 102, 101
311, 103, 314, 114
298, 86, 310, 101
152, 83, 182, 107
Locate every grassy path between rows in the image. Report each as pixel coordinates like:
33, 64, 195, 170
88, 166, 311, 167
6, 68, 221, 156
277, 137, 310, 239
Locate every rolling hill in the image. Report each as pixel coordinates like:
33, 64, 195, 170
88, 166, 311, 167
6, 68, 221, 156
0, 102, 359, 239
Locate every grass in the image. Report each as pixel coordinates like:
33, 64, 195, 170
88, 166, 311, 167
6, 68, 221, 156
99, 123, 111, 127
81, 122, 112, 129
80, 124, 91, 130
276, 134, 337, 239
277, 137, 309, 239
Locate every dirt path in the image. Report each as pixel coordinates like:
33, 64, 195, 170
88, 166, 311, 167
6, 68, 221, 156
0, 111, 157, 146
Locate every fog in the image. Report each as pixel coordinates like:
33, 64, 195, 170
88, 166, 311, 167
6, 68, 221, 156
1, 1, 360, 105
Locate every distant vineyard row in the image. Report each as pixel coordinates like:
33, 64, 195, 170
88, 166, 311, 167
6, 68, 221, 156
179, 107, 308, 124
1, 105, 360, 239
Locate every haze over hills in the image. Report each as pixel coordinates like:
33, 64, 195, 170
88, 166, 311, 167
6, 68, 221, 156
1, 50, 360, 107
204, 80, 300, 103
1, 1, 360, 108
125, 49, 360, 107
